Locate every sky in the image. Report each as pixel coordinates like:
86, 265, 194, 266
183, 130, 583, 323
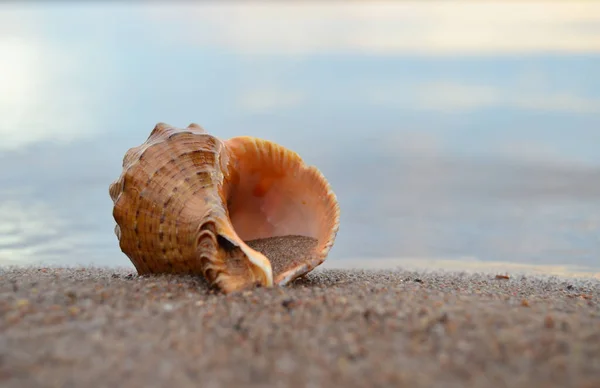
1, 2, 600, 161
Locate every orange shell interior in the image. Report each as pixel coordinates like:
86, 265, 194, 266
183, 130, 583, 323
224, 136, 340, 285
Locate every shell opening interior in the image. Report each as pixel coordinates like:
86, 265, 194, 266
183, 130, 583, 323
225, 142, 327, 281
228, 172, 318, 241
227, 169, 321, 280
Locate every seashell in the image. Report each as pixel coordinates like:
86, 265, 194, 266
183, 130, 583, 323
109, 123, 340, 293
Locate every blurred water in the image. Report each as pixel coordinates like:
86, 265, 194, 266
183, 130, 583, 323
1, 2, 599, 274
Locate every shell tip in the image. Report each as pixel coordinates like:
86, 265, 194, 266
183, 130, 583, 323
150, 122, 172, 138
154, 122, 171, 130
187, 123, 206, 133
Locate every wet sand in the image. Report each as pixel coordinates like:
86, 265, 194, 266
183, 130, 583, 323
1, 266, 599, 388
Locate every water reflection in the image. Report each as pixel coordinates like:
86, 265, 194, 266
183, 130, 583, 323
1, 2, 599, 274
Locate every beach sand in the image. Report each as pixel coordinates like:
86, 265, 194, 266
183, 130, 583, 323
1, 266, 599, 388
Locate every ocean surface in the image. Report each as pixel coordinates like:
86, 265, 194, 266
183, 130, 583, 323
1, 2, 599, 276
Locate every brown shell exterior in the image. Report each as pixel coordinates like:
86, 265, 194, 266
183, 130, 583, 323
109, 122, 340, 293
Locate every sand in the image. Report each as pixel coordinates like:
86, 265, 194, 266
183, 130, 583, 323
246, 235, 318, 278
1, 265, 599, 388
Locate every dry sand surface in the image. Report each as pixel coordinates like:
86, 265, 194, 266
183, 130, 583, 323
1, 266, 599, 388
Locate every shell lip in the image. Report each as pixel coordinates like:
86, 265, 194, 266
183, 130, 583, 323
217, 232, 274, 288
238, 242, 274, 287
274, 262, 314, 286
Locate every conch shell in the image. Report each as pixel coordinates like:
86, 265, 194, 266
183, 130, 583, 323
109, 123, 340, 293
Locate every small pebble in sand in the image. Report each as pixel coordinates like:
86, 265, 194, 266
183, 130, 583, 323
281, 298, 297, 310
15, 299, 30, 308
